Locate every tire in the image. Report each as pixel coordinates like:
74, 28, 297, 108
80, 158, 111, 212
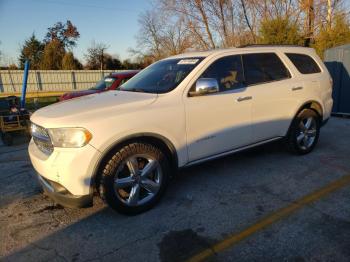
1, 132, 13, 146
98, 142, 170, 215
286, 108, 320, 155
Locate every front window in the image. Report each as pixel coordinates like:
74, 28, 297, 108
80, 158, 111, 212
119, 58, 203, 94
198, 55, 245, 91
91, 77, 116, 90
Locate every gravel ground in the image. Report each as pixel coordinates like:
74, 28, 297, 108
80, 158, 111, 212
1, 117, 350, 262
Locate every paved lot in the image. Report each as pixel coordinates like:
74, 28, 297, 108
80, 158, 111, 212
1, 117, 350, 262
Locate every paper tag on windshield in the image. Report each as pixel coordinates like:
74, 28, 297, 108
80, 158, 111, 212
177, 59, 199, 65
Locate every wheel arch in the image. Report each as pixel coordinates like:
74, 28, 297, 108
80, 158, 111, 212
91, 133, 179, 190
306, 101, 323, 119
286, 100, 323, 136
294, 100, 323, 120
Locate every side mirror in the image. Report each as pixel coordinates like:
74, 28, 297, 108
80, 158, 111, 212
189, 78, 219, 96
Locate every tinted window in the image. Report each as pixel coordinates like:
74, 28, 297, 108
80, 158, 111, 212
286, 53, 321, 74
119, 77, 130, 85
199, 55, 244, 91
242, 53, 291, 85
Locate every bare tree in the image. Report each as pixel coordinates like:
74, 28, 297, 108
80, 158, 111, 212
132, 9, 193, 62
132, 0, 349, 63
301, 0, 315, 46
240, 0, 256, 42
160, 0, 217, 49
84, 41, 109, 70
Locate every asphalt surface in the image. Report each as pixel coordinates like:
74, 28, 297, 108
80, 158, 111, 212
1, 117, 350, 262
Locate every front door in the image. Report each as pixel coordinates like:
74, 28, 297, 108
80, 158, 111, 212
184, 55, 253, 162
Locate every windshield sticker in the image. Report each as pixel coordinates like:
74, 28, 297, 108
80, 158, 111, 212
177, 59, 199, 65
104, 78, 114, 82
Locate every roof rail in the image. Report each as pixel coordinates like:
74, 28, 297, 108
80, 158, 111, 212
237, 44, 304, 48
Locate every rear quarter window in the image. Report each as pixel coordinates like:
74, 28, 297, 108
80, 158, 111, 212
285, 53, 321, 74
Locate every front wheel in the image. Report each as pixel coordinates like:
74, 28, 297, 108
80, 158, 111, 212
98, 142, 170, 215
286, 108, 320, 155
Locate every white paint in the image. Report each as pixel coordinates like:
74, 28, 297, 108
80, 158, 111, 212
29, 46, 333, 197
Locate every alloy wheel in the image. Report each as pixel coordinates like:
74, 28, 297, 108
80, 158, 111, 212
296, 116, 317, 150
114, 154, 162, 207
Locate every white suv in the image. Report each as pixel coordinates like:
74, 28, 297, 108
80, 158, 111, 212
29, 46, 333, 214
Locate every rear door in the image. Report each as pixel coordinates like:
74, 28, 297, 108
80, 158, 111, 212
243, 52, 298, 142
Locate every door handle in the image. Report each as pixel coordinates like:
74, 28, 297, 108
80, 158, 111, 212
292, 86, 303, 91
236, 96, 252, 102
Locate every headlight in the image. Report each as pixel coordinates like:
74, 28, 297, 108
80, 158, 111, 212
47, 128, 92, 148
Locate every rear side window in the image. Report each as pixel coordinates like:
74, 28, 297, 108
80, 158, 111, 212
242, 53, 291, 86
285, 53, 321, 74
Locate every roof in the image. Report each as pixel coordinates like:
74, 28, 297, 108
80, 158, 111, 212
167, 45, 315, 59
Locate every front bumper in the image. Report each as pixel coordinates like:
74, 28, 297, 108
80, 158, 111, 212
38, 174, 93, 208
29, 139, 102, 203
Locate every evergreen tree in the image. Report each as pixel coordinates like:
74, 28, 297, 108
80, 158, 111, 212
104, 54, 122, 69
18, 34, 44, 69
40, 39, 65, 69
61, 52, 82, 70
259, 17, 303, 45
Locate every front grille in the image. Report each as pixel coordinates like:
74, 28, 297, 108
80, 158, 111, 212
31, 122, 54, 155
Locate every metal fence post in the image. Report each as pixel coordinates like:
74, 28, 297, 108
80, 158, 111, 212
21, 60, 30, 108
71, 71, 77, 90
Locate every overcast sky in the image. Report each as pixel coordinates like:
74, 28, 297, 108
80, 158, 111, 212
0, 0, 151, 66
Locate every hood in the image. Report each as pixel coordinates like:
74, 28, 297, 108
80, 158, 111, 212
60, 89, 99, 100
68, 89, 98, 96
31, 91, 157, 128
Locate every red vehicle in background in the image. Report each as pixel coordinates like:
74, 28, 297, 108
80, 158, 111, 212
59, 70, 140, 101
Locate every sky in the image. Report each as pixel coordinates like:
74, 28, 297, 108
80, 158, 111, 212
0, 0, 152, 66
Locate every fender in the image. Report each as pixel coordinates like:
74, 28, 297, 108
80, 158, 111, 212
90, 132, 180, 189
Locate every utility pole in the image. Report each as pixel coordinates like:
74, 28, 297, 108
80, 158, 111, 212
100, 48, 104, 71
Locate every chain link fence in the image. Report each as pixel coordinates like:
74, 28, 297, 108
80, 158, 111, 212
0, 70, 126, 94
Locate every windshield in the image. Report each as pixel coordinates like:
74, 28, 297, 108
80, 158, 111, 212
91, 77, 116, 90
119, 58, 203, 93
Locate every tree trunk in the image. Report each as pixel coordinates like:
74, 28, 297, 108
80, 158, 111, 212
327, 0, 332, 28
304, 0, 314, 47
240, 0, 256, 42
219, 0, 229, 47
194, 0, 216, 49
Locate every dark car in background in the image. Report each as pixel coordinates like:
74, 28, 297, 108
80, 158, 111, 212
59, 70, 139, 101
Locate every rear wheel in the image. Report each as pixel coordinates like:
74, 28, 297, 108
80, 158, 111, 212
98, 142, 170, 215
286, 108, 320, 155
